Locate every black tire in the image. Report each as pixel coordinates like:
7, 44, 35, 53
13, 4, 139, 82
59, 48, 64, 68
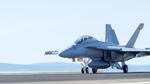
92, 68, 97, 74
123, 65, 128, 73
86, 67, 89, 74
81, 68, 84, 74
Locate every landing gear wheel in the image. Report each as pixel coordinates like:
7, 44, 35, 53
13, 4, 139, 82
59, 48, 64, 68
123, 65, 128, 73
81, 67, 89, 74
86, 67, 89, 74
81, 68, 84, 74
92, 69, 97, 74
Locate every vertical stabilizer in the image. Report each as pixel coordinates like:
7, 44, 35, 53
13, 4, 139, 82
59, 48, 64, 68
105, 24, 119, 45
126, 23, 144, 48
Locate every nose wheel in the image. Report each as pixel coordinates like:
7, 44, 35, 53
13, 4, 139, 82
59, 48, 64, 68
81, 67, 89, 74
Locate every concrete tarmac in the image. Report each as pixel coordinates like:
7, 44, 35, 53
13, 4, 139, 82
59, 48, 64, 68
0, 72, 150, 84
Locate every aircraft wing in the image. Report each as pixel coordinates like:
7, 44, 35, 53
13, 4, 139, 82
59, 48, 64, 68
86, 46, 122, 51
121, 47, 150, 52
86, 46, 150, 56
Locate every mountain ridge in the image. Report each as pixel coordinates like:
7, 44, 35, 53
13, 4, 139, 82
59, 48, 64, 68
0, 62, 150, 73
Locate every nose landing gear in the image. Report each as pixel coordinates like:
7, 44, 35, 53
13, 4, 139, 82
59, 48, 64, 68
80, 58, 91, 74
81, 67, 89, 74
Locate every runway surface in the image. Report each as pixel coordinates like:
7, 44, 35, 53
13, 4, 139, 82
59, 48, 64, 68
1, 72, 150, 84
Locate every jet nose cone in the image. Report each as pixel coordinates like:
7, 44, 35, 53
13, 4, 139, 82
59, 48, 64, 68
59, 50, 70, 58
59, 52, 64, 57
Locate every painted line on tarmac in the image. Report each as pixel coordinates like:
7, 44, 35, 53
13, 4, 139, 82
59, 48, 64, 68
115, 82, 150, 84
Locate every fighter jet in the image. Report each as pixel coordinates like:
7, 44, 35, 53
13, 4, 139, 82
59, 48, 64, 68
59, 23, 150, 74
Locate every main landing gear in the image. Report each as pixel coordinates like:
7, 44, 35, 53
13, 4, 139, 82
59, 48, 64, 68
112, 62, 128, 73
123, 65, 128, 73
122, 61, 128, 73
92, 68, 98, 74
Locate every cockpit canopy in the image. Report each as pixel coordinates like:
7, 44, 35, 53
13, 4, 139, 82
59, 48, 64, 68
75, 35, 98, 44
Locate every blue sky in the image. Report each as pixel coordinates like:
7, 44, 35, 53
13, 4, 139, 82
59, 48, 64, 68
0, 0, 150, 64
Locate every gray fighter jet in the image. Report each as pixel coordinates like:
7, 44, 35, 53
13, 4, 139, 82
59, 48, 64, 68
59, 23, 150, 74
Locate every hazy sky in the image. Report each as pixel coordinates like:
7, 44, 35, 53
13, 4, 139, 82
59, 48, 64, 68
0, 0, 150, 64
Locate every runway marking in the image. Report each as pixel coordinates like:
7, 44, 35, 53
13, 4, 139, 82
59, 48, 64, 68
115, 82, 150, 84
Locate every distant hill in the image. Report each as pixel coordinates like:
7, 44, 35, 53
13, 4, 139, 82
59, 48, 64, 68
0, 63, 150, 73
0, 63, 81, 73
